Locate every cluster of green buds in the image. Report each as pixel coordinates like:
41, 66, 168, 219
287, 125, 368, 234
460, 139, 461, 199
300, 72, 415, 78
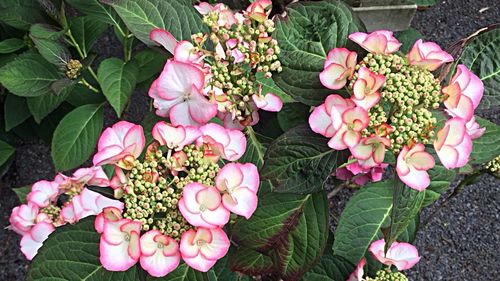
120, 143, 220, 241
40, 204, 62, 222
65, 59, 83, 80
485, 155, 500, 176
196, 2, 282, 125
349, 53, 441, 153
365, 269, 408, 281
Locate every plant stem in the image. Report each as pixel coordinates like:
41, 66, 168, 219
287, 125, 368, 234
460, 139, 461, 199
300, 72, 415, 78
66, 30, 100, 87
327, 184, 345, 199
79, 78, 99, 93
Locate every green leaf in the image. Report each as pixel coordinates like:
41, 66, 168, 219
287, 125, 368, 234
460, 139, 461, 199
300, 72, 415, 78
469, 116, 500, 165
397, 215, 419, 244
132, 49, 166, 83
12, 185, 31, 204
301, 254, 354, 281
241, 127, 270, 169
213, 255, 241, 281
0, 0, 48, 30
141, 111, 164, 145
146, 263, 208, 281
97, 58, 138, 117
51, 104, 104, 171
0, 139, 15, 167
411, 0, 436, 6
262, 125, 346, 194
4, 94, 31, 131
272, 0, 364, 106
455, 28, 499, 110
384, 178, 425, 248
333, 180, 393, 265
229, 247, 274, 276
277, 102, 310, 131
104, 0, 208, 45
30, 37, 70, 66
30, 24, 66, 40
422, 164, 456, 207
0, 38, 24, 54
66, 0, 122, 26
70, 16, 110, 58
255, 72, 294, 103
27, 217, 139, 280
66, 84, 107, 107
0, 53, 62, 97
395, 28, 423, 54
27, 91, 69, 123
275, 191, 329, 280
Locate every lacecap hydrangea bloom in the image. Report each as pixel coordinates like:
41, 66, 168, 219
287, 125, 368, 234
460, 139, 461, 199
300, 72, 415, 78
309, 30, 485, 191
148, 0, 283, 129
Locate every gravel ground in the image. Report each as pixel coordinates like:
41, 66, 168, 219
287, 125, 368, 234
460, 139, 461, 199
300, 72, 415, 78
0, 0, 498, 280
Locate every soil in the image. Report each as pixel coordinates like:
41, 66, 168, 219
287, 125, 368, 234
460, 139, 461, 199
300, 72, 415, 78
0, 0, 498, 280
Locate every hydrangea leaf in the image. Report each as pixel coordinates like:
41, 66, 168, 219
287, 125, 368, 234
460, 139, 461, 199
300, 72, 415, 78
229, 247, 274, 276
51, 104, 104, 171
301, 254, 354, 281
66, 0, 122, 26
69, 16, 110, 58
272, 0, 364, 106
103, 0, 208, 45
97, 58, 138, 117
454, 27, 499, 110
27, 217, 139, 281
469, 116, 500, 165
4, 94, 30, 131
0, 139, 15, 167
12, 185, 31, 204
277, 102, 311, 131
0, 38, 24, 54
261, 125, 347, 194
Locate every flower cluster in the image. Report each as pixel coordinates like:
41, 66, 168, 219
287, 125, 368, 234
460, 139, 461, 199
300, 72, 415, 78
310, 30, 485, 191
148, 0, 283, 129
92, 121, 259, 276
348, 239, 420, 281
9, 166, 123, 259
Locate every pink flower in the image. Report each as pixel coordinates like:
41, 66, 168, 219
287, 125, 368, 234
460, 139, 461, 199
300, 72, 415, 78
443, 64, 484, 121
152, 122, 201, 150
63, 188, 124, 223
95, 206, 123, 234
407, 39, 453, 71
349, 30, 401, 55
178, 183, 230, 229
349, 136, 391, 169
396, 144, 435, 191
347, 258, 366, 281
352, 67, 386, 110
328, 106, 369, 150
335, 159, 387, 186
215, 163, 259, 219
309, 94, 354, 138
140, 230, 181, 277
100, 219, 141, 271
27, 180, 59, 208
20, 221, 55, 260
194, 3, 238, 28
55, 166, 109, 188
198, 123, 247, 161
252, 92, 283, 112
465, 117, 485, 139
369, 239, 421, 271
179, 227, 230, 272
93, 121, 145, 169
226, 39, 245, 63
319, 48, 357, 90
151, 61, 217, 126
110, 166, 127, 198
149, 29, 202, 65
9, 203, 40, 235
434, 117, 472, 169
244, 0, 272, 22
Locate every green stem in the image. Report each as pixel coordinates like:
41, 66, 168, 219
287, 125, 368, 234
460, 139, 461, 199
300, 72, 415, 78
123, 30, 134, 62
385, 176, 404, 254
66, 30, 100, 86
79, 78, 99, 93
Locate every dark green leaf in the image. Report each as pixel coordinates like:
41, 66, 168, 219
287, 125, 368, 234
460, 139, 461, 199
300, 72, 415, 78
333, 180, 393, 265
455, 28, 499, 110
301, 254, 354, 281
395, 28, 423, 54
51, 104, 104, 171
30, 24, 66, 40
70, 16, 110, 57
97, 58, 138, 117
229, 247, 274, 276
132, 49, 166, 83
469, 116, 500, 165
104, 0, 208, 45
66, 84, 106, 107
27, 91, 69, 123
4, 94, 31, 131
0, 53, 62, 97
141, 111, 164, 145
411, 0, 436, 6
146, 263, 208, 281
255, 72, 294, 103
397, 215, 419, 244
66, 0, 122, 26
12, 185, 31, 204
384, 178, 424, 248
0, 38, 24, 54
422, 164, 456, 207
272, 0, 364, 105
262, 125, 346, 194
0, 139, 15, 166
30, 37, 70, 66
241, 127, 270, 169
277, 102, 310, 131
0, 0, 48, 30
27, 217, 139, 280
